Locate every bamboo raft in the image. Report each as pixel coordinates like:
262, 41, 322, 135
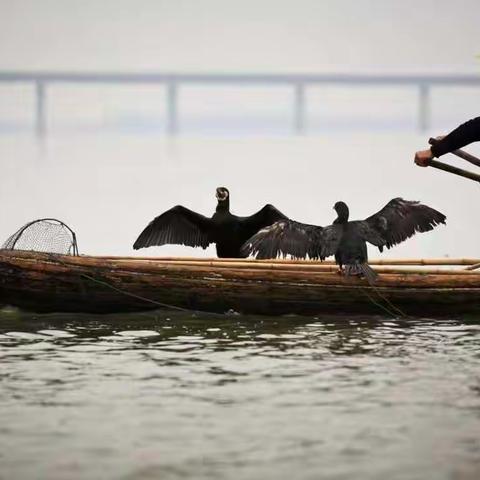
0, 249, 480, 316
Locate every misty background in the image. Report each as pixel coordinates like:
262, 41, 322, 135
0, 0, 479, 258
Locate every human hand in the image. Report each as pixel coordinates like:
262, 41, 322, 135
414, 149, 433, 167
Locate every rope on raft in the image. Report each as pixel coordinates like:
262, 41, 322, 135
81, 273, 230, 318
82, 268, 407, 319
361, 288, 403, 318
48, 254, 227, 317
48, 254, 408, 320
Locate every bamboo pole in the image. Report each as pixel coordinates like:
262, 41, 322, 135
4, 251, 480, 273
92, 254, 480, 266
451, 149, 480, 168
3, 254, 480, 280
2, 257, 477, 286
428, 159, 480, 183
3, 251, 480, 271
99, 260, 480, 275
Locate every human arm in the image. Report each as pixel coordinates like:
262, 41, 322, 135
430, 116, 480, 157
414, 116, 480, 167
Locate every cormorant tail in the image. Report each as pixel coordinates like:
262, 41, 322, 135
359, 263, 378, 285
344, 263, 378, 285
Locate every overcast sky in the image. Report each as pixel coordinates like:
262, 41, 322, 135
0, 0, 479, 73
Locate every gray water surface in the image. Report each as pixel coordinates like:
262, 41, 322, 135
1, 309, 479, 480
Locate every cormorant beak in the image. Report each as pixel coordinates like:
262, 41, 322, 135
216, 189, 228, 201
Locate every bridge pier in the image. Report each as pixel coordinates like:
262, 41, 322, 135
294, 83, 306, 134
418, 84, 430, 132
35, 81, 46, 138
166, 82, 178, 135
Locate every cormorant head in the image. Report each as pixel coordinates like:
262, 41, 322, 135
333, 201, 349, 223
215, 187, 230, 202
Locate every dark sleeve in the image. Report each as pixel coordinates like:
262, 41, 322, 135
430, 116, 480, 157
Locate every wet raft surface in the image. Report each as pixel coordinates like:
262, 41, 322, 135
1, 250, 480, 316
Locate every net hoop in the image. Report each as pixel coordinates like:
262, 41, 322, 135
2, 218, 79, 256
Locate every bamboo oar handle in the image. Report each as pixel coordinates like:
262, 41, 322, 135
427, 159, 480, 183
465, 262, 480, 271
450, 149, 480, 168
429, 137, 480, 168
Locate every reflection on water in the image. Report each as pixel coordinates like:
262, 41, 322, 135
1, 309, 480, 480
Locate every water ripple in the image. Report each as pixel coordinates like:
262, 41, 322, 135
1, 309, 480, 479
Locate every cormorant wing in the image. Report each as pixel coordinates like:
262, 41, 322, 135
315, 224, 344, 260
133, 205, 213, 250
241, 219, 324, 260
239, 204, 288, 240
360, 198, 446, 251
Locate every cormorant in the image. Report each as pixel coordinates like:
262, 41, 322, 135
242, 198, 446, 282
133, 187, 287, 258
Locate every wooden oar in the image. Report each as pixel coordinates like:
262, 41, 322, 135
427, 159, 480, 183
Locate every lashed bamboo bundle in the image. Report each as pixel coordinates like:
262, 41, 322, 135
5, 250, 480, 285
1, 250, 480, 315
97, 255, 480, 266
87, 256, 480, 276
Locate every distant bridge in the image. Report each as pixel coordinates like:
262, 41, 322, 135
1, 71, 479, 136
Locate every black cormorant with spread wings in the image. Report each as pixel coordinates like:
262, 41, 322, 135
242, 198, 446, 282
133, 187, 287, 258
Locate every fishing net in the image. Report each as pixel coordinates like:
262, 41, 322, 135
2, 218, 79, 255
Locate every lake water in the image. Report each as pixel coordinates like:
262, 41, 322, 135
1, 309, 480, 479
